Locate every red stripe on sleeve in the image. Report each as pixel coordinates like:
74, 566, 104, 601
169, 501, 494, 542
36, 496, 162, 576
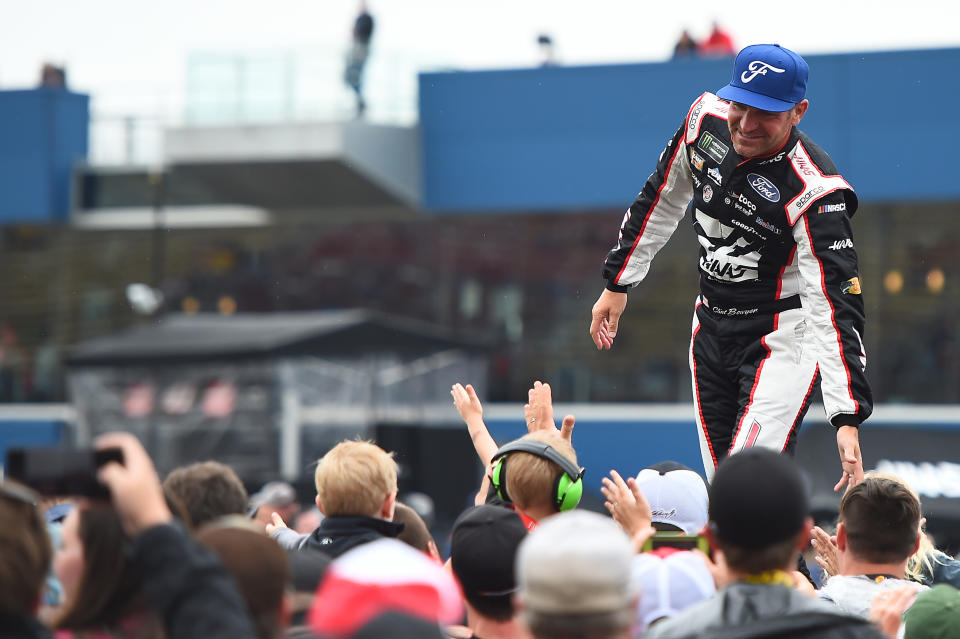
802, 215, 858, 411
613, 136, 686, 285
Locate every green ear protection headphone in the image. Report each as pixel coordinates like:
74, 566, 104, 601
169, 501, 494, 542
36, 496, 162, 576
490, 439, 585, 512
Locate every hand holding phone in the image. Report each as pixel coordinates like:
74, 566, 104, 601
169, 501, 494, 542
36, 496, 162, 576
641, 532, 712, 556
94, 432, 172, 535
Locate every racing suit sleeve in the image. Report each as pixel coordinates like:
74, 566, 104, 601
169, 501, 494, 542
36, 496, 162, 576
602, 120, 694, 292
792, 192, 873, 427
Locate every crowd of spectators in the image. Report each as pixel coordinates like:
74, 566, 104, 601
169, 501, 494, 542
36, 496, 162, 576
671, 23, 736, 59
4, 380, 960, 638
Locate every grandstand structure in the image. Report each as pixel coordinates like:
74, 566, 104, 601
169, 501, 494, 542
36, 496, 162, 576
1, 47, 959, 539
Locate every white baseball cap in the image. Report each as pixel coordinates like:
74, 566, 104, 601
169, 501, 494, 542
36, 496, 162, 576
635, 464, 709, 536
633, 550, 716, 630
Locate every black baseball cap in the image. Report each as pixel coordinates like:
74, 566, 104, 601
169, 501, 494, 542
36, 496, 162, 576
450, 505, 527, 600
708, 449, 809, 549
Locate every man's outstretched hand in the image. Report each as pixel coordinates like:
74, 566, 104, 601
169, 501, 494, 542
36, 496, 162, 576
589, 289, 627, 350
834, 425, 864, 493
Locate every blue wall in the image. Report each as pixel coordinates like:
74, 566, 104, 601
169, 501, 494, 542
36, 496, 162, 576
486, 416, 702, 495
483, 407, 960, 499
0, 419, 67, 471
0, 89, 89, 223
420, 48, 959, 212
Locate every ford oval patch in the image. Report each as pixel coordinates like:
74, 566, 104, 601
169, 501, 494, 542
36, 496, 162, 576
747, 173, 781, 203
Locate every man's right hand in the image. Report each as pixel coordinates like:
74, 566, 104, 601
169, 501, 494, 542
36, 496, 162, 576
589, 289, 628, 350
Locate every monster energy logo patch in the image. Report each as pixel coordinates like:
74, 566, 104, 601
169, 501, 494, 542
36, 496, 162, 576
698, 132, 729, 164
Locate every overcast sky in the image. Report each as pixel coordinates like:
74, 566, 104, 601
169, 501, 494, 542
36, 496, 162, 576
1, 0, 956, 140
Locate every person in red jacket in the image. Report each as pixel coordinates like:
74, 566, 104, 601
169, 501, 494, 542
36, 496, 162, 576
698, 22, 736, 57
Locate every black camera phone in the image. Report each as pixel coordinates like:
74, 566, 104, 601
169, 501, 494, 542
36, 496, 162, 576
641, 531, 712, 556
4, 447, 124, 499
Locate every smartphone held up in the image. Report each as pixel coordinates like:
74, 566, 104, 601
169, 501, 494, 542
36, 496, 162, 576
642, 531, 712, 557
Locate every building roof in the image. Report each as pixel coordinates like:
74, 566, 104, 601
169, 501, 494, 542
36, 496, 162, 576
67, 309, 488, 366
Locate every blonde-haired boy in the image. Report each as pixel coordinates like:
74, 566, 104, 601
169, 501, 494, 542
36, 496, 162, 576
268, 440, 404, 557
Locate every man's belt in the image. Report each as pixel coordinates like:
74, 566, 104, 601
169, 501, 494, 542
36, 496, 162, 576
700, 294, 802, 318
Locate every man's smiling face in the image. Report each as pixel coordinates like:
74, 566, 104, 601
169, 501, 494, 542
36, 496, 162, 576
726, 99, 807, 158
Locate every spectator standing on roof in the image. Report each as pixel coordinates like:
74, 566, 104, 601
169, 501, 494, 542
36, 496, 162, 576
345, 1, 375, 118
672, 30, 699, 59
698, 22, 736, 56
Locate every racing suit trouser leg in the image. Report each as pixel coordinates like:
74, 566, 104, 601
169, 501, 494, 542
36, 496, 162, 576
727, 306, 819, 460
690, 303, 818, 481
690, 301, 740, 481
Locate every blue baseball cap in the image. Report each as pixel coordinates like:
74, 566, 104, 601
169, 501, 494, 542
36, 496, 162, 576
717, 44, 808, 112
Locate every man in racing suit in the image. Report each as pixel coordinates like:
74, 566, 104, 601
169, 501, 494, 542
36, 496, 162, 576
589, 44, 872, 488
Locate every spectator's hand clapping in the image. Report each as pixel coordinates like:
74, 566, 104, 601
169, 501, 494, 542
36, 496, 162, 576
95, 432, 172, 536
811, 525, 840, 578
601, 470, 655, 552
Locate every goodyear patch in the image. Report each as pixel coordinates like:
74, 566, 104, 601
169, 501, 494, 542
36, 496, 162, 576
842, 277, 862, 295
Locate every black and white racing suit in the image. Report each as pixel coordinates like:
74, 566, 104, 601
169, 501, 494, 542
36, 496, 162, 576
602, 92, 872, 479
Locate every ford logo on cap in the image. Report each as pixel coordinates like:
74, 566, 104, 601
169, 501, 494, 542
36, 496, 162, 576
747, 173, 780, 202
